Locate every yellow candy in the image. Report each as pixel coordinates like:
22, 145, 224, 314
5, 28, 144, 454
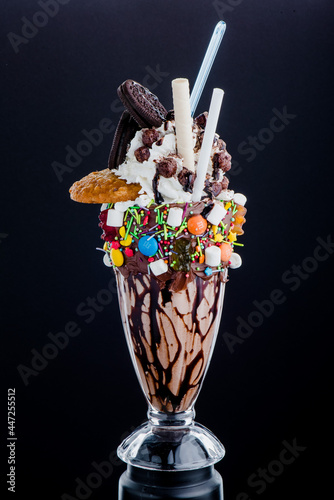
214, 233, 224, 243
227, 231, 237, 242
119, 226, 132, 246
111, 248, 124, 267
120, 235, 132, 246
212, 225, 218, 235
224, 202, 232, 210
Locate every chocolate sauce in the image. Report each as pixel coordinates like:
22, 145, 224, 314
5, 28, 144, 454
152, 173, 164, 204
116, 272, 225, 413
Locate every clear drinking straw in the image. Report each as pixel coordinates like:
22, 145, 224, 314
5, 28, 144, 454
189, 21, 226, 117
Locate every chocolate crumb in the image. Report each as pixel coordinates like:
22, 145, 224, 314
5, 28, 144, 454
178, 167, 196, 193
142, 129, 160, 148
195, 112, 208, 129
212, 151, 232, 173
221, 176, 229, 190
217, 139, 226, 150
156, 157, 177, 178
166, 110, 175, 122
211, 181, 223, 197
152, 173, 164, 204
135, 146, 150, 163
201, 202, 214, 218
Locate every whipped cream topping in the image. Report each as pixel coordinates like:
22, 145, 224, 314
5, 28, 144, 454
112, 118, 229, 206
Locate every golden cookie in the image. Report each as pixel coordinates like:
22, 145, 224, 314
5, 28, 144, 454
69, 169, 142, 204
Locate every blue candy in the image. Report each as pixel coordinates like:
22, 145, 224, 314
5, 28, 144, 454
204, 267, 213, 276
138, 236, 158, 257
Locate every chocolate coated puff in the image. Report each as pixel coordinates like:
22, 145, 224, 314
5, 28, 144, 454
117, 79, 168, 128
108, 110, 139, 169
156, 157, 177, 178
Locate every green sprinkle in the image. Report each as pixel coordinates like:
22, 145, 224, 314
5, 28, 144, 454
147, 199, 154, 208
128, 208, 138, 223
125, 216, 134, 239
233, 242, 244, 246
158, 249, 163, 258
164, 224, 167, 240
197, 237, 202, 255
130, 232, 139, 239
155, 203, 165, 210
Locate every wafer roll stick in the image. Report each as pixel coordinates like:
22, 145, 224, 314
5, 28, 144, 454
172, 78, 195, 172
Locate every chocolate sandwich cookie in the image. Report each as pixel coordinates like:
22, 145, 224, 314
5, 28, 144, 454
117, 79, 168, 128
108, 110, 139, 170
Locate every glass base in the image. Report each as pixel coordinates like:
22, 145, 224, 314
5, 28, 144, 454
117, 409, 225, 471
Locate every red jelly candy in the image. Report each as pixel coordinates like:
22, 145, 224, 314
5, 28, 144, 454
125, 248, 134, 257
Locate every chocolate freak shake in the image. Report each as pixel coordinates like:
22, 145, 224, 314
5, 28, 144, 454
70, 79, 247, 415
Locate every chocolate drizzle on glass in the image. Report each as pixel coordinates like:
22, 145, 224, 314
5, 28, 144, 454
116, 271, 225, 413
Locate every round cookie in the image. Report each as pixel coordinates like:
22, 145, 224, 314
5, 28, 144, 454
117, 79, 167, 128
108, 110, 139, 170
69, 169, 141, 204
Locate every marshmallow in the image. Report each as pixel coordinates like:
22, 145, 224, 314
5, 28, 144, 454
150, 259, 168, 276
115, 200, 135, 211
218, 189, 234, 201
166, 207, 183, 227
106, 209, 124, 227
207, 203, 227, 226
103, 252, 112, 267
205, 246, 221, 267
100, 203, 108, 211
233, 193, 247, 206
229, 253, 242, 269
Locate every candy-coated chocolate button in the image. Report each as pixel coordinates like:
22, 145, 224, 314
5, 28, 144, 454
111, 248, 124, 267
187, 215, 207, 235
138, 235, 158, 256
220, 242, 232, 262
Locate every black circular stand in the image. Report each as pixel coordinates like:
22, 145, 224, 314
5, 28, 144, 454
119, 465, 223, 499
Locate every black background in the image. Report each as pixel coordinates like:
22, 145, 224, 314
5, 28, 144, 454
1, 1, 333, 499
